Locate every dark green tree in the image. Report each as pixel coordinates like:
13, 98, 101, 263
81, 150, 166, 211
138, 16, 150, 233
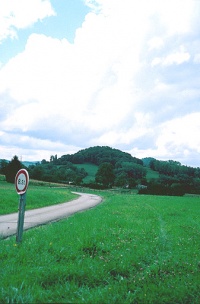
4, 156, 22, 183
114, 172, 129, 187
95, 162, 115, 188
0, 159, 8, 174
29, 164, 44, 180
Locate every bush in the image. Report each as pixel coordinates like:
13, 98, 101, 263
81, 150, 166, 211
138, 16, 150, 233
138, 182, 185, 196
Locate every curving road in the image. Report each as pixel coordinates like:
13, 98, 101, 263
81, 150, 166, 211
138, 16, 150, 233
0, 192, 102, 238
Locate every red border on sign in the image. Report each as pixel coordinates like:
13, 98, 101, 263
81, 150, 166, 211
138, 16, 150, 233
15, 169, 29, 194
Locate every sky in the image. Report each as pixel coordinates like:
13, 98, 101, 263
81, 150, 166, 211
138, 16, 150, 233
0, 0, 200, 167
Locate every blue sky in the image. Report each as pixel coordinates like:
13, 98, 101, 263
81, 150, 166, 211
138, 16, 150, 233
0, 0, 200, 167
0, 0, 89, 64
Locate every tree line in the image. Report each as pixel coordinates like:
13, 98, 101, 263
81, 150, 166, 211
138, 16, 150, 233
0, 147, 146, 187
139, 159, 200, 195
0, 146, 200, 196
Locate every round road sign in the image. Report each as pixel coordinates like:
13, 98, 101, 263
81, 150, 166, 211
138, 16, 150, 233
15, 169, 29, 194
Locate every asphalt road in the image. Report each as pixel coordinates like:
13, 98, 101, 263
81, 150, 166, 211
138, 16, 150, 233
0, 192, 102, 238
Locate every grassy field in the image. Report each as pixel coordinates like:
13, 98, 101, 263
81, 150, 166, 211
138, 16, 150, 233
1, 190, 199, 303
146, 167, 159, 181
75, 163, 98, 183
74, 163, 159, 184
0, 180, 78, 215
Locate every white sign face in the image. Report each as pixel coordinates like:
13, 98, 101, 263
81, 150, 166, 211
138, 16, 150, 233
15, 169, 29, 194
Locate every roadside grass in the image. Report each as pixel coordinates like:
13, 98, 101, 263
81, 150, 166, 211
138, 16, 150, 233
1, 193, 199, 303
0, 180, 78, 215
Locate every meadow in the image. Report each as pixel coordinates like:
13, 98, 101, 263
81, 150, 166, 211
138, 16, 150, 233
75, 163, 98, 183
145, 167, 159, 181
0, 183, 199, 303
0, 179, 78, 215
74, 163, 160, 184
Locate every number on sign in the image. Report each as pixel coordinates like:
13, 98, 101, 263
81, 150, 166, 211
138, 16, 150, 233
15, 169, 29, 194
18, 178, 25, 185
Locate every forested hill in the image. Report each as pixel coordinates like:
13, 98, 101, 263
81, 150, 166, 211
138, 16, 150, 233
59, 146, 143, 166
1, 146, 200, 195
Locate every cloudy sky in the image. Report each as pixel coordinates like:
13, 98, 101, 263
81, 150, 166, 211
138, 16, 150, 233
0, 0, 200, 167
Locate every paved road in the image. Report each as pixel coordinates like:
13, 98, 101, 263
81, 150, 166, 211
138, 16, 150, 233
0, 192, 102, 238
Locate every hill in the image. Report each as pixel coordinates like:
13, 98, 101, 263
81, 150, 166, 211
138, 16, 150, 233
59, 146, 143, 166
22, 161, 38, 167
1, 146, 200, 194
53, 146, 146, 188
142, 157, 156, 167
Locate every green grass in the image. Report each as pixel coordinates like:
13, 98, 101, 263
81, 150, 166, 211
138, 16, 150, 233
75, 163, 98, 183
0, 180, 78, 215
75, 164, 160, 183
146, 167, 159, 181
1, 192, 199, 303
0, 174, 6, 181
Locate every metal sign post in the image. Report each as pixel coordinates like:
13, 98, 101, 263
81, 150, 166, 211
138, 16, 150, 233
16, 193, 26, 243
15, 169, 29, 243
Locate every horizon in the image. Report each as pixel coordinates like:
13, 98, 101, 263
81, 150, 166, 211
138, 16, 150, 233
1, 145, 199, 169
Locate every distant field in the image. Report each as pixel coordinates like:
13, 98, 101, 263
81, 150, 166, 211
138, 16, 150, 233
146, 167, 159, 181
1, 191, 199, 303
75, 163, 98, 183
74, 163, 159, 183
75, 163, 160, 183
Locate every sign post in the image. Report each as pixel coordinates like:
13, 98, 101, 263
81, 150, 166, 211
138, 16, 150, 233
15, 169, 29, 243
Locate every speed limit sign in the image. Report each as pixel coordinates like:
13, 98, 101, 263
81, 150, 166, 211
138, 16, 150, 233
15, 169, 29, 195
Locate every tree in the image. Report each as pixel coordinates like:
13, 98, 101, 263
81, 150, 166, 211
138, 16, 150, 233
29, 165, 44, 180
0, 159, 8, 174
41, 159, 48, 165
114, 172, 129, 187
4, 156, 22, 183
95, 162, 115, 188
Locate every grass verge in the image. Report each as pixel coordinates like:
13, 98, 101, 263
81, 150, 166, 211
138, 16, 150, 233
1, 193, 199, 303
0, 180, 78, 215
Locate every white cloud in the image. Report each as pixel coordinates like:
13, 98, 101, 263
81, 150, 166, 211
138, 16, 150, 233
152, 46, 190, 67
154, 0, 194, 35
148, 37, 164, 51
92, 112, 152, 146
0, 130, 80, 161
84, 0, 195, 35
0, 0, 200, 166
128, 113, 200, 166
157, 113, 200, 153
163, 50, 190, 66
0, 0, 55, 43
